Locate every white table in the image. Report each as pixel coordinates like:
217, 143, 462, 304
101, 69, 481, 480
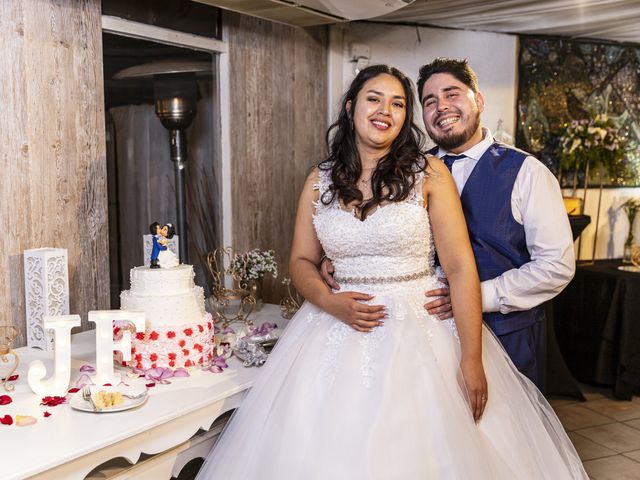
0, 304, 286, 480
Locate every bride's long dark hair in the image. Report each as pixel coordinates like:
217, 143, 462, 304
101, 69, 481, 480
318, 64, 427, 220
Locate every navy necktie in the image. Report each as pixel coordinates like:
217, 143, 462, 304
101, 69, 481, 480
441, 154, 466, 172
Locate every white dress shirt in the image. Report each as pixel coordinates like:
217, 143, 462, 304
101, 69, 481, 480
436, 129, 575, 314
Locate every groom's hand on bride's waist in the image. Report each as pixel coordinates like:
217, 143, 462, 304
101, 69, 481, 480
320, 256, 340, 290
424, 277, 453, 320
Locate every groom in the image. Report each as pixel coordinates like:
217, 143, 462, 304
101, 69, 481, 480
321, 58, 574, 387
418, 58, 575, 386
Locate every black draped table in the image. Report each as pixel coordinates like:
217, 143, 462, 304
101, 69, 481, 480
553, 260, 640, 400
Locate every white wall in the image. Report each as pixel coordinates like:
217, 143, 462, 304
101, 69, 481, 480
564, 188, 640, 260
328, 21, 640, 260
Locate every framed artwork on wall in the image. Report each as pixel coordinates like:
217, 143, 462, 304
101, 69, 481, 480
516, 36, 640, 187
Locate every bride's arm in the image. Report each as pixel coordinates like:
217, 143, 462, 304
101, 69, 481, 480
424, 158, 487, 422
289, 169, 386, 332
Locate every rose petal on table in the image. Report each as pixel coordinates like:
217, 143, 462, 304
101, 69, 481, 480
16, 415, 37, 426
1, 374, 19, 382
67, 388, 80, 394
0, 395, 12, 405
102, 383, 112, 387
145, 382, 156, 388
0, 415, 13, 425
79, 364, 96, 373
43, 411, 52, 418
74, 373, 94, 388
173, 368, 190, 377
40, 396, 67, 407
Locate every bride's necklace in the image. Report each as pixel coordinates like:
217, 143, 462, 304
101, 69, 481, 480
358, 166, 376, 187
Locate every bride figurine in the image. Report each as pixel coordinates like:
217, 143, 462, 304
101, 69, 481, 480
149, 222, 179, 269
195, 65, 587, 479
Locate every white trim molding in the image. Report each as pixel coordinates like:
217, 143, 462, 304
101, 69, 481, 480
101, 15, 228, 53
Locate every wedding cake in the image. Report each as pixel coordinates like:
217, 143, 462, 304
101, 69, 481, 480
116, 264, 214, 370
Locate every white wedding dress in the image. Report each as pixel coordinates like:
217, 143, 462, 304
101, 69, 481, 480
196, 168, 587, 479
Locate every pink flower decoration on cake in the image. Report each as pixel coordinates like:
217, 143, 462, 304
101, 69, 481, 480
167, 331, 176, 339
136, 332, 145, 340
183, 328, 193, 337
149, 331, 159, 341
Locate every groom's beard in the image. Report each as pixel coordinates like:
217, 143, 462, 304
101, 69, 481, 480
425, 109, 481, 151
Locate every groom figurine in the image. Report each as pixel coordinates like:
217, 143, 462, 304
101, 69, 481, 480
417, 58, 575, 386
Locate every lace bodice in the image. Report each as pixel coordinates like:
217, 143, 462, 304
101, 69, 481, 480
312, 166, 435, 281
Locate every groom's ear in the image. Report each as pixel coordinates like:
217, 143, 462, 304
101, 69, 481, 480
475, 91, 485, 113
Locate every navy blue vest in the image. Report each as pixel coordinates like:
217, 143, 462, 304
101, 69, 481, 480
430, 143, 541, 336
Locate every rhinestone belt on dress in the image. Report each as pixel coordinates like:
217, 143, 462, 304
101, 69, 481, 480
334, 267, 432, 285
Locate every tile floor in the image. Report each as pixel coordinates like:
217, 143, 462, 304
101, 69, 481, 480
550, 385, 640, 479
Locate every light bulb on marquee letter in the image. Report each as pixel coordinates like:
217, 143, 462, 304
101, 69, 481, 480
89, 310, 145, 385
27, 315, 81, 396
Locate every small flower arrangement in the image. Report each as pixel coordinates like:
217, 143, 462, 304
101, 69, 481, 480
229, 249, 278, 283
557, 114, 629, 184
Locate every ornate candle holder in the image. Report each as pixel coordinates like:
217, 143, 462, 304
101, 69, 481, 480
205, 247, 256, 330
0, 326, 19, 392
279, 277, 302, 319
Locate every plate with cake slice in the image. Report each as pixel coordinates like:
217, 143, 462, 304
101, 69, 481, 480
70, 384, 148, 413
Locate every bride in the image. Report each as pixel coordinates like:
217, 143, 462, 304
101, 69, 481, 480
196, 65, 587, 479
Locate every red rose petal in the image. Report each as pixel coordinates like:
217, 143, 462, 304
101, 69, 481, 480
40, 396, 67, 407
67, 388, 80, 394
1, 374, 19, 382
145, 382, 156, 388
1, 415, 13, 425
0, 395, 12, 405
103, 383, 112, 387
43, 411, 52, 418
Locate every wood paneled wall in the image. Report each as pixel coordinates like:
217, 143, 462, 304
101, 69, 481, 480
227, 12, 328, 303
0, 0, 108, 347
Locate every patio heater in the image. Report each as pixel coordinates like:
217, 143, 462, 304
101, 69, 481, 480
114, 60, 211, 263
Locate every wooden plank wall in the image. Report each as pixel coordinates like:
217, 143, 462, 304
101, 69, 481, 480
227, 12, 328, 303
0, 0, 108, 347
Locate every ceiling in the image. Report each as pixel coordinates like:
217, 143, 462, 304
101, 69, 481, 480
376, 0, 640, 45
194, 0, 640, 45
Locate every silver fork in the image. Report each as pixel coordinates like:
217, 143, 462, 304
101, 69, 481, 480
81, 385, 101, 412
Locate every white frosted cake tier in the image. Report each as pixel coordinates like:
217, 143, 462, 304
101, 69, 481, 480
121, 286, 205, 326
117, 263, 216, 370
129, 265, 195, 296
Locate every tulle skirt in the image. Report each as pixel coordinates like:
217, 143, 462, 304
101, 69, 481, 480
196, 277, 587, 479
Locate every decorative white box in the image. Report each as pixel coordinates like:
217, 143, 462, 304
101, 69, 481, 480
143, 234, 180, 266
24, 248, 70, 350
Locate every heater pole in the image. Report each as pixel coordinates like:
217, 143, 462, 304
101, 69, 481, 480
170, 129, 188, 263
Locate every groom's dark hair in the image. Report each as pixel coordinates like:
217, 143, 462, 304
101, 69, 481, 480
416, 58, 479, 101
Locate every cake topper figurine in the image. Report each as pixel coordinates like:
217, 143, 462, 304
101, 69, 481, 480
149, 222, 179, 269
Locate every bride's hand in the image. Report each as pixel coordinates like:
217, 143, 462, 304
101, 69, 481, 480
460, 359, 488, 423
324, 292, 386, 333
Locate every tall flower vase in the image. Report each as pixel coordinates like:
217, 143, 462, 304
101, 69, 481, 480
623, 220, 637, 264
248, 279, 264, 312
622, 199, 639, 264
